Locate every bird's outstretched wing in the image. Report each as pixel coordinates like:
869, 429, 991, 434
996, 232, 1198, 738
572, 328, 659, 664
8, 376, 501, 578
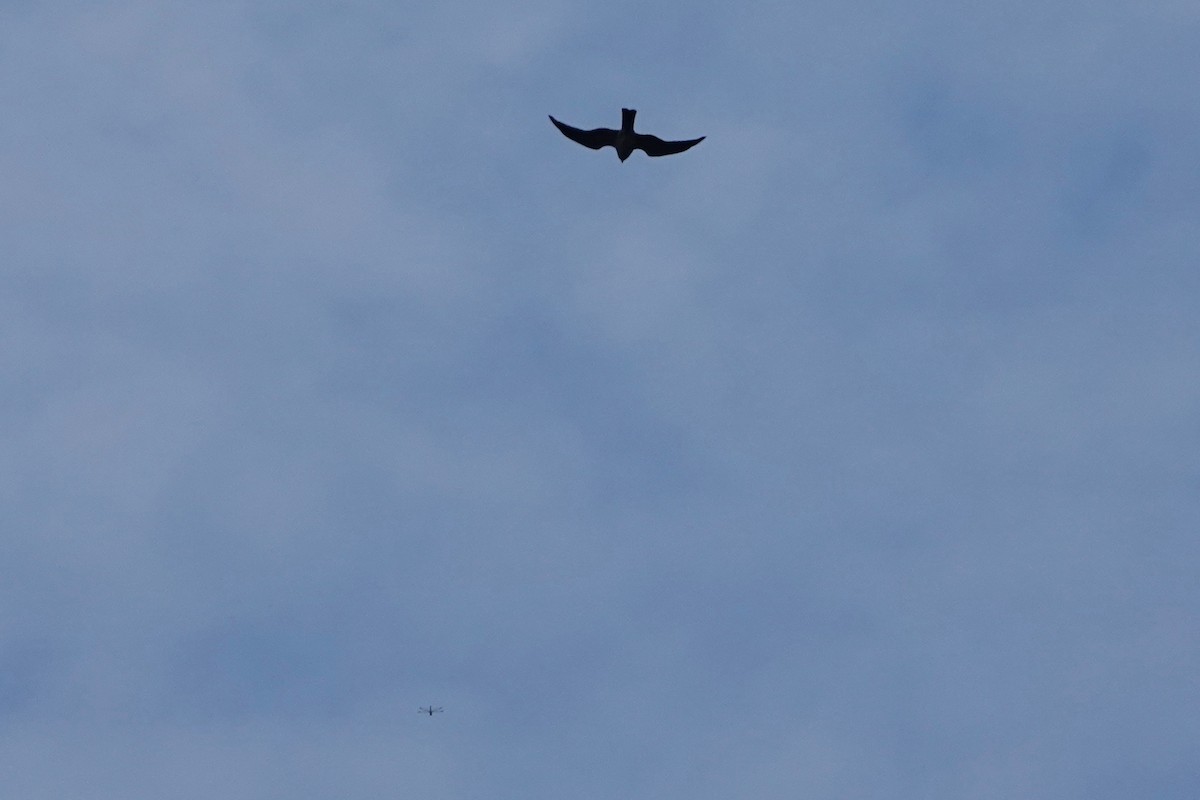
549, 116, 618, 151
634, 133, 706, 157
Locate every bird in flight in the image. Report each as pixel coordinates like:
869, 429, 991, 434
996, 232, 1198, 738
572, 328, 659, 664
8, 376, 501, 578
549, 108, 704, 162
419, 706, 444, 716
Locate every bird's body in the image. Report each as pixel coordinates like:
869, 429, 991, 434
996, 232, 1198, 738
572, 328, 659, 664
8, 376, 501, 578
549, 108, 704, 161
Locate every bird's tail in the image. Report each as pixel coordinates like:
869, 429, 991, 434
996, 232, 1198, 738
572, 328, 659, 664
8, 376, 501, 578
621, 108, 636, 130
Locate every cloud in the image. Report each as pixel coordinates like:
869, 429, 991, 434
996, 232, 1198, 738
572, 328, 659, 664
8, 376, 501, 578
2, 1, 1198, 797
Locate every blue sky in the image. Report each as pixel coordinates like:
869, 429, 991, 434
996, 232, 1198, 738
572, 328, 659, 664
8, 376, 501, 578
2, 2, 1198, 798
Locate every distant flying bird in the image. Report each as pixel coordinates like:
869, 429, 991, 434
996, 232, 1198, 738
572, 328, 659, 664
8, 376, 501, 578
419, 706, 444, 716
549, 108, 704, 162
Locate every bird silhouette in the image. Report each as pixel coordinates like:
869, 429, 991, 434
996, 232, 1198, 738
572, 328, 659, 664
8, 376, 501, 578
549, 108, 704, 162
